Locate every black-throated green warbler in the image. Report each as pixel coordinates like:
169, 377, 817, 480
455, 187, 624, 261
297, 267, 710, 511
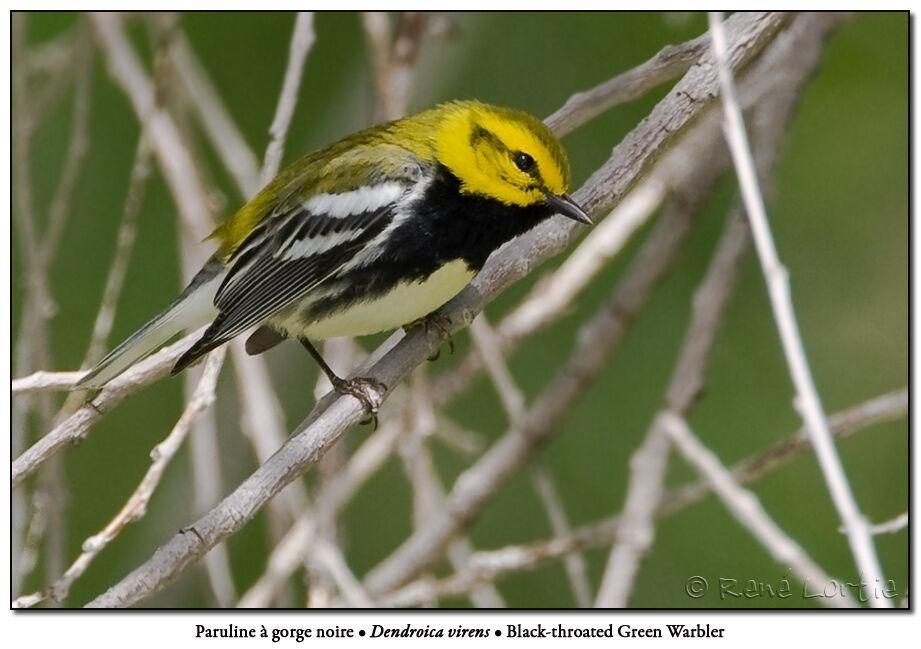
77, 100, 591, 410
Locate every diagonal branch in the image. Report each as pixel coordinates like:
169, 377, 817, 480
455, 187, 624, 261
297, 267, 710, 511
13, 350, 226, 608
12, 334, 201, 487
83, 12, 805, 607
261, 12, 315, 184
595, 10, 837, 606
661, 413, 857, 608
379, 388, 905, 606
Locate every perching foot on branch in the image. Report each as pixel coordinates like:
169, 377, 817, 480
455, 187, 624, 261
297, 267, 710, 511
298, 337, 386, 416
406, 311, 455, 360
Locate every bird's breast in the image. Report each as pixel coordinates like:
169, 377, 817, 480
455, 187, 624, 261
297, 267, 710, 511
290, 259, 475, 339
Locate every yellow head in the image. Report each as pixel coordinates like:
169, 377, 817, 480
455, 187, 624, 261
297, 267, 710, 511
433, 101, 590, 222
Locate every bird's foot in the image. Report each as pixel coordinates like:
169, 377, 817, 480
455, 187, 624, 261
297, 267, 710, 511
406, 311, 455, 360
330, 375, 387, 417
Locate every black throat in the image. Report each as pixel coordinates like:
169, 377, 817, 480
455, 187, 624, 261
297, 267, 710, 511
388, 165, 554, 275
301, 167, 555, 322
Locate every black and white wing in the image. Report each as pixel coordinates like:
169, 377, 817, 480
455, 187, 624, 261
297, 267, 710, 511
172, 181, 408, 372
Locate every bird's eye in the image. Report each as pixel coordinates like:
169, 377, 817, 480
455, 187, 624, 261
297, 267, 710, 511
513, 152, 535, 173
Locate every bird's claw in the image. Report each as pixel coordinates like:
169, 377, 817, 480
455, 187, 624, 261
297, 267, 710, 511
407, 311, 455, 360
331, 376, 386, 416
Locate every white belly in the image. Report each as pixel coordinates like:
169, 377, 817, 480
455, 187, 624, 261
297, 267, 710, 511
293, 259, 475, 339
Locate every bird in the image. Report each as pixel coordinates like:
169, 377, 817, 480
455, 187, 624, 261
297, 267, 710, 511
76, 100, 592, 412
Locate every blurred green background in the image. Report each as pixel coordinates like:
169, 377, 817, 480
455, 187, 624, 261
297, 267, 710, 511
12, 12, 907, 608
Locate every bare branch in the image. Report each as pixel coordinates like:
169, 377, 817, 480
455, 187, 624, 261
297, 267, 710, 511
597, 10, 844, 606
313, 15, 798, 601
546, 29, 709, 136
40, 28, 93, 263
78, 12, 844, 607
660, 388, 908, 517
865, 513, 908, 536
80, 138, 155, 369
381, 388, 905, 606
364, 188, 701, 596
431, 12, 801, 407
661, 412, 857, 608
186, 361, 237, 608
312, 540, 374, 608
709, 11, 888, 606
261, 12, 315, 184
363, 12, 429, 121
594, 422, 671, 608
169, 28, 261, 197
97, 11, 306, 555
12, 371, 85, 395
229, 346, 308, 518
12, 332, 202, 487
90, 12, 213, 240
396, 381, 506, 607
595, 210, 749, 608
13, 350, 226, 608
11, 17, 94, 595
467, 314, 525, 422
530, 465, 592, 607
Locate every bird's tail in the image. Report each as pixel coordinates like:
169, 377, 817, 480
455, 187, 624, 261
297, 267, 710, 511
75, 260, 224, 389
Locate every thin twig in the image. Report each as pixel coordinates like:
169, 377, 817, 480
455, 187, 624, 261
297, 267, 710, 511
80, 138, 155, 369
12, 11, 54, 449
364, 188, 702, 596
380, 388, 905, 606
397, 380, 506, 607
11, 18, 94, 595
595, 211, 750, 608
467, 314, 525, 423
238, 412, 404, 607
312, 540, 374, 608
13, 350, 226, 608
530, 465, 592, 607
12, 332, 203, 488
90, 12, 213, 241
470, 316, 585, 605
261, 12, 315, 184
709, 11, 888, 607
431, 12, 795, 408
230, 346, 309, 523
497, 177, 668, 344
597, 12, 845, 606
865, 513, 908, 536
82, 13, 808, 608
546, 28, 709, 137
155, 17, 242, 606
659, 388, 908, 517
40, 26, 93, 264
102, 12, 305, 596
186, 362, 237, 608
363, 12, 429, 122
661, 412, 856, 608
594, 422, 671, 608
171, 9, 319, 548
168, 28, 261, 197
12, 371, 85, 395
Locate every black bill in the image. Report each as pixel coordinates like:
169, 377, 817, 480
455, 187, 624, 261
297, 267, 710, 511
545, 192, 592, 225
